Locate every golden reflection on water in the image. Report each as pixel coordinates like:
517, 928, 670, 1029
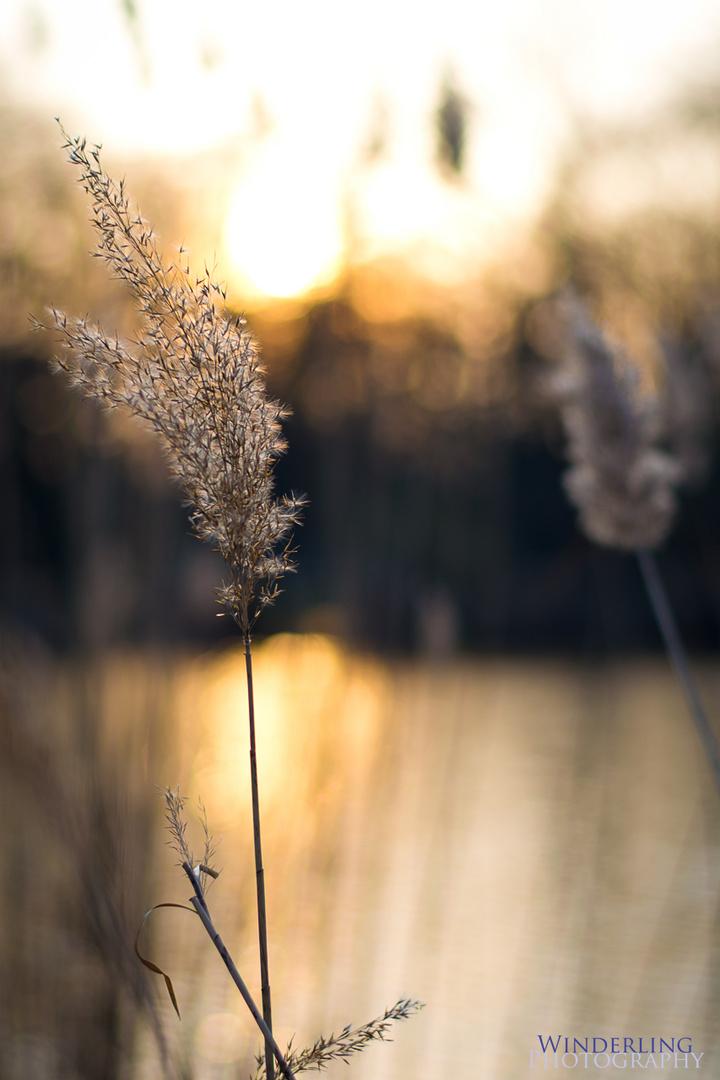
133, 637, 720, 1079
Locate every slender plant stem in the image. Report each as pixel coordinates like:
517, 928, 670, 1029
636, 548, 720, 795
180, 864, 295, 1080
244, 634, 275, 1080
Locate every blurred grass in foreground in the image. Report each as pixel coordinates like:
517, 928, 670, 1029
3, 634, 720, 1078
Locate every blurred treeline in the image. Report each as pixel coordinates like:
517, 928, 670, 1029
5, 92, 720, 657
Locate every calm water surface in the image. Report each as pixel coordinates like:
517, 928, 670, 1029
130, 636, 720, 1079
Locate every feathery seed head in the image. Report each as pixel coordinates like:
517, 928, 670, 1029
43, 127, 304, 633
551, 291, 681, 551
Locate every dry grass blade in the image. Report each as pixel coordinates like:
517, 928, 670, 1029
133, 902, 197, 1019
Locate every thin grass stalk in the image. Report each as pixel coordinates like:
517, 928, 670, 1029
180, 863, 294, 1080
636, 548, 720, 795
244, 633, 274, 1080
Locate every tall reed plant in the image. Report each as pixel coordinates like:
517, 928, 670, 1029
40, 126, 422, 1078
548, 290, 720, 794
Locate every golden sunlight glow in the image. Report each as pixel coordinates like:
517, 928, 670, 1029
195, 1013, 245, 1065
354, 160, 536, 286
223, 146, 346, 300
188, 635, 386, 832
0, 0, 718, 301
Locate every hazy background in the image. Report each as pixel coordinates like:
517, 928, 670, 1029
3, 0, 720, 652
3, 2, 720, 1078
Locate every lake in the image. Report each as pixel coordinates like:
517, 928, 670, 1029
2, 634, 718, 1079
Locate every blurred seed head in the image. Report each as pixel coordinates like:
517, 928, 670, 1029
549, 290, 682, 551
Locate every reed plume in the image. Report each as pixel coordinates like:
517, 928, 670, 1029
549, 289, 720, 794
45, 127, 304, 637
550, 290, 680, 551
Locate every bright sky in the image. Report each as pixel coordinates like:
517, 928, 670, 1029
2, 0, 720, 298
